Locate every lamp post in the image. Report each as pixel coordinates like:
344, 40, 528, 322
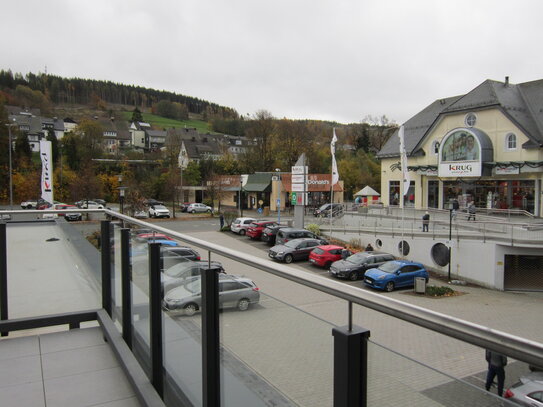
275, 168, 281, 224
117, 174, 126, 214
5, 123, 16, 209
448, 208, 452, 282
239, 175, 243, 217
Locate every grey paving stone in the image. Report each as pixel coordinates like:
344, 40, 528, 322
0, 380, 45, 407
0, 354, 42, 387
39, 327, 105, 354
0, 335, 39, 360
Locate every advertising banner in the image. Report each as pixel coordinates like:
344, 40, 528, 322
40, 140, 53, 204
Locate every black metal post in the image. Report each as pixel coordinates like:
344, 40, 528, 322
448, 209, 452, 282
0, 223, 8, 336
332, 325, 370, 407
149, 242, 164, 398
202, 266, 221, 407
121, 228, 132, 349
101, 220, 112, 316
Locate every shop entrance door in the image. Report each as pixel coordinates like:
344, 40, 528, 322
504, 255, 543, 291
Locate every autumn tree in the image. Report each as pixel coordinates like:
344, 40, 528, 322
75, 119, 104, 163
361, 115, 397, 152
243, 110, 275, 171
14, 132, 32, 164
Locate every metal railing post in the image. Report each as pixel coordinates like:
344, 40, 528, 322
332, 324, 371, 407
121, 228, 132, 349
202, 265, 221, 407
149, 242, 164, 398
100, 220, 112, 316
0, 223, 7, 336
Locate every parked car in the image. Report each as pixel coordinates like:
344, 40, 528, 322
135, 233, 174, 243
186, 203, 213, 213
230, 217, 257, 235
149, 204, 171, 218
246, 221, 278, 240
21, 199, 38, 209
268, 238, 327, 264
133, 210, 148, 219
275, 228, 326, 246
144, 198, 163, 207
363, 260, 428, 292
162, 260, 225, 293
53, 204, 82, 221
313, 203, 343, 217
330, 252, 396, 281
93, 199, 106, 206
179, 202, 194, 212
162, 274, 260, 316
261, 224, 288, 245
309, 245, 346, 268
77, 200, 105, 209
504, 371, 543, 406
132, 245, 200, 275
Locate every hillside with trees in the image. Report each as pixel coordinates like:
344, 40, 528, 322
0, 69, 397, 206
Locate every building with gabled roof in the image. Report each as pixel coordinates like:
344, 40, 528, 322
377, 78, 543, 215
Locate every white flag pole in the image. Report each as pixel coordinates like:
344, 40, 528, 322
398, 125, 410, 256
330, 128, 339, 236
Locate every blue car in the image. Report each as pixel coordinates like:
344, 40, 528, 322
363, 260, 428, 292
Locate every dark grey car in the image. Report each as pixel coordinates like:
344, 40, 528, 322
275, 228, 326, 246
268, 238, 327, 263
162, 260, 225, 293
329, 252, 395, 281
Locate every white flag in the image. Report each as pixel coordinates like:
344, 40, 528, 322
331, 128, 339, 185
398, 125, 410, 196
40, 140, 54, 204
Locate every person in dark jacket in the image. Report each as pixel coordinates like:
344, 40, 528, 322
422, 212, 430, 232
485, 350, 507, 396
219, 213, 225, 230
365, 244, 374, 251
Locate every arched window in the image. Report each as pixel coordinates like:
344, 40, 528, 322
432, 140, 440, 155
506, 133, 517, 150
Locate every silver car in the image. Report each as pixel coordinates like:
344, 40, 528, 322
505, 372, 543, 406
162, 275, 260, 316
186, 203, 213, 213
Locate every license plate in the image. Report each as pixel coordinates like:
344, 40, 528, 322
309, 258, 315, 263
330, 269, 337, 274
365, 279, 371, 284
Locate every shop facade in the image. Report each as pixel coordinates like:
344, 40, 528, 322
377, 79, 543, 216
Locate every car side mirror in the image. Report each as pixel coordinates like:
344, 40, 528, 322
396, 270, 401, 275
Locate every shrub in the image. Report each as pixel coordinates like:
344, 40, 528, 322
425, 285, 456, 297
349, 238, 363, 251
306, 223, 321, 236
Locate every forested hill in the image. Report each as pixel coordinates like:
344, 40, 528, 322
0, 69, 238, 120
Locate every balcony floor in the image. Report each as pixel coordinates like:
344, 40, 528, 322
0, 326, 141, 407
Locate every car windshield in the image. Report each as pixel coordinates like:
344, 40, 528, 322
165, 262, 193, 278
285, 240, 302, 248
378, 262, 401, 273
184, 278, 201, 294
318, 204, 329, 210
346, 252, 369, 264
154, 205, 167, 210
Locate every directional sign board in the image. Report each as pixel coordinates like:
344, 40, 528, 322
291, 166, 308, 175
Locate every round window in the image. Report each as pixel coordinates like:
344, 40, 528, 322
465, 113, 477, 127
398, 240, 410, 256
431, 243, 450, 267
376, 239, 383, 248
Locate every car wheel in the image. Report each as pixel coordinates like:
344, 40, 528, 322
239, 229, 246, 236
284, 254, 293, 264
348, 272, 358, 281
207, 209, 212, 213
26, 204, 32, 209
184, 303, 198, 316
385, 282, 395, 292
238, 298, 250, 311
191, 210, 196, 214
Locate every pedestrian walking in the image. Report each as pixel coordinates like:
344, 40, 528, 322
485, 350, 507, 396
467, 202, 476, 221
341, 248, 350, 260
422, 211, 430, 232
219, 213, 225, 230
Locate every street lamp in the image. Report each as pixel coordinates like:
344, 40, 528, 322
275, 168, 281, 224
239, 175, 243, 217
117, 174, 126, 214
448, 208, 452, 282
4, 123, 16, 209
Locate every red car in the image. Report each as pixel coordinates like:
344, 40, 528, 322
246, 221, 278, 240
308, 245, 346, 268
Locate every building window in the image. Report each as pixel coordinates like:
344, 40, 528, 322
465, 113, 477, 127
432, 140, 440, 155
389, 181, 400, 206
505, 133, 517, 150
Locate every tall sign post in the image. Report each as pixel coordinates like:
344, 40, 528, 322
292, 154, 308, 229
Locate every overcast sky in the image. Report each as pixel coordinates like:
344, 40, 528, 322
2, 0, 543, 124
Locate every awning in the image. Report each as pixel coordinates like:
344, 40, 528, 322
354, 186, 380, 196
243, 173, 272, 192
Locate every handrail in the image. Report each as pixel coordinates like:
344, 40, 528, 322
104, 209, 543, 369
2, 209, 543, 369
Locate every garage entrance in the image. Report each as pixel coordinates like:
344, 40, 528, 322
504, 255, 543, 291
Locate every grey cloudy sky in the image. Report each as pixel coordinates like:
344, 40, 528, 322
2, 0, 543, 124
